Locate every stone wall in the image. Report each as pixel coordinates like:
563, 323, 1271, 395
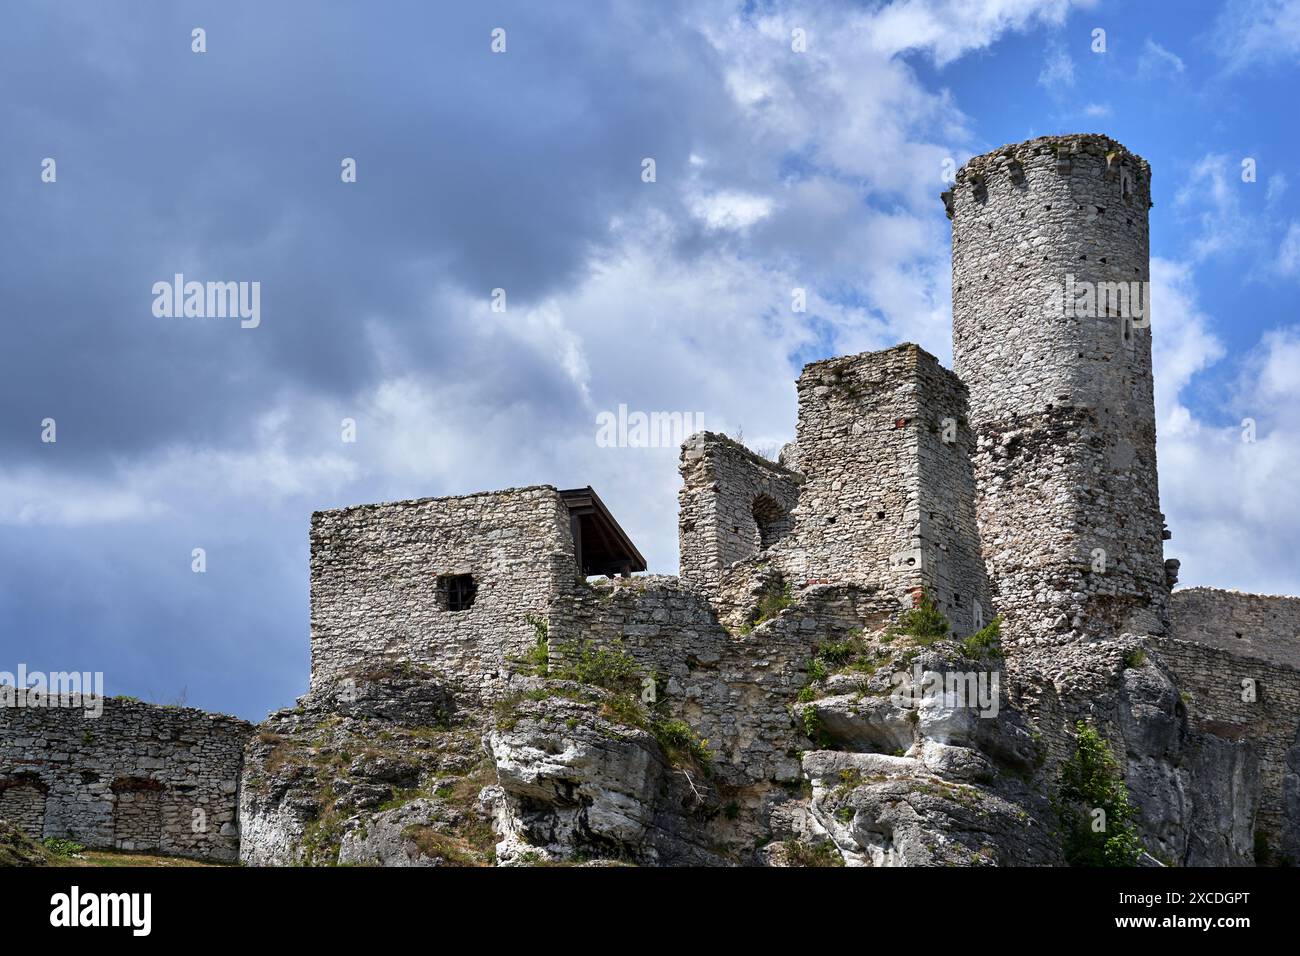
310, 485, 577, 702
0, 692, 251, 861
949, 134, 1168, 644
0, 775, 47, 837
789, 345, 989, 634
678, 433, 801, 596
1153, 637, 1300, 861
549, 574, 898, 789
1171, 588, 1300, 670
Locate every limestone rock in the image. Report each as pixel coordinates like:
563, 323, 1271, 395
485, 684, 664, 865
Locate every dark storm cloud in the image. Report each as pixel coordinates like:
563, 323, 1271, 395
0, 0, 732, 468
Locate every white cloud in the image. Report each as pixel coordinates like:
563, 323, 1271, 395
1151, 257, 1227, 427
0, 413, 359, 528
863, 0, 1081, 66
1038, 39, 1077, 90
1173, 153, 1254, 261
1139, 38, 1185, 77
1152, 260, 1300, 596
1276, 221, 1300, 275
1247, 326, 1300, 403
689, 190, 775, 231
1213, 0, 1300, 73
1267, 172, 1289, 204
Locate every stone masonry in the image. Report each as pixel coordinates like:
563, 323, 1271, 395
784, 345, 990, 636
678, 432, 801, 595
1169, 588, 1300, 670
0, 692, 250, 861
948, 134, 1169, 645
309, 486, 578, 703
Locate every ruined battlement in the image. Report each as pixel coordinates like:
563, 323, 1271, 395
678, 431, 801, 593
788, 344, 988, 633
945, 134, 1152, 218
675, 344, 988, 635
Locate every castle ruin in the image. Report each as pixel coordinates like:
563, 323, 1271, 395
4, 134, 1300, 867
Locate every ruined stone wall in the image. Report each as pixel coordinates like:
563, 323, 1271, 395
550, 575, 896, 789
677, 433, 801, 596
790, 345, 989, 634
1153, 637, 1300, 861
310, 486, 576, 702
1171, 588, 1300, 670
0, 692, 251, 861
949, 134, 1168, 644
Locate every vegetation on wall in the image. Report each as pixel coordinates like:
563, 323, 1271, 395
1055, 721, 1145, 867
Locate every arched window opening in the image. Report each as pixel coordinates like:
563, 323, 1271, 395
752, 494, 787, 551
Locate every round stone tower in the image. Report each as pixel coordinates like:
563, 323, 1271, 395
945, 133, 1170, 644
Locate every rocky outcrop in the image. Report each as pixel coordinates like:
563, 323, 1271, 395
483, 678, 728, 866
235, 587, 1279, 868
239, 665, 495, 867
485, 685, 665, 865
788, 639, 1060, 867
800, 750, 1059, 866
0, 817, 50, 867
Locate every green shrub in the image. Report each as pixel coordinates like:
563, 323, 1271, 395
652, 717, 711, 769
552, 639, 641, 695
801, 706, 830, 747
747, 580, 792, 630
893, 592, 951, 644
816, 633, 873, 671
42, 838, 85, 858
601, 692, 647, 728
1122, 647, 1147, 670
960, 616, 1003, 658
1055, 721, 1145, 867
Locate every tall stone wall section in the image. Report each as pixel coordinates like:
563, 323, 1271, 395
1171, 588, 1300, 670
678, 433, 801, 597
0, 693, 251, 861
1152, 637, 1300, 862
310, 486, 577, 702
948, 134, 1168, 644
790, 344, 989, 635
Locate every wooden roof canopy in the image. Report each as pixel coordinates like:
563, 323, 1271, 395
559, 486, 647, 578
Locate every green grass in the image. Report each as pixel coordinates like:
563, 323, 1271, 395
521, 613, 550, 676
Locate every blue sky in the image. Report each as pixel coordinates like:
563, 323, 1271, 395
3, 0, 1299, 721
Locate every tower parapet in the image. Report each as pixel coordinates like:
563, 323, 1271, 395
947, 134, 1168, 643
